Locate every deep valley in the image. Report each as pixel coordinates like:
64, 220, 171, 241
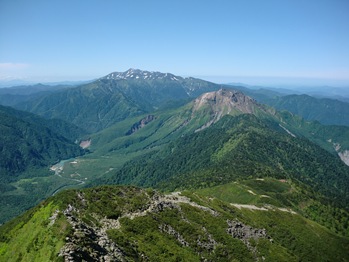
1, 69, 349, 261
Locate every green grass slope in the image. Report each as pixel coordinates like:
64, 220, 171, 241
0, 185, 348, 261
195, 178, 349, 237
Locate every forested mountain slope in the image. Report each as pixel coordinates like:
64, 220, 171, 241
102, 114, 349, 206
0, 105, 85, 224
0, 105, 84, 178
232, 85, 349, 127
16, 69, 223, 133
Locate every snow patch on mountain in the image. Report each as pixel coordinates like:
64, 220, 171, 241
102, 68, 184, 82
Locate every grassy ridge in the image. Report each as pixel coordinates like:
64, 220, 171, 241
194, 178, 349, 237
0, 200, 68, 262
1, 185, 348, 261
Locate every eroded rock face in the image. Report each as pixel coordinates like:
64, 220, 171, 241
332, 142, 349, 166
58, 204, 125, 262
192, 89, 266, 132
226, 219, 271, 258
56, 191, 270, 261
126, 115, 156, 135
339, 150, 349, 166
193, 89, 260, 115
226, 219, 268, 241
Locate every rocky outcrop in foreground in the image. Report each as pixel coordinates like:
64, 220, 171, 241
55, 190, 269, 261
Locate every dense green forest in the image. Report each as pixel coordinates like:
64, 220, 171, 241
101, 115, 349, 205
0, 106, 84, 178
0, 105, 85, 223
233, 86, 349, 127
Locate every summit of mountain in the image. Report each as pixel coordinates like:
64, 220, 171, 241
16, 69, 224, 133
193, 88, 266, 115
100, 68, 224, 98
102, 68, 181, 82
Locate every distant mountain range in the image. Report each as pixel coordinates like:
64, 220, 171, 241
232, 86, 349, 126
2, 69, 349, 128
12, 69, 224, 133
1, 69, 349, 261
0, 79, 93, 88
0, 84, 70, 107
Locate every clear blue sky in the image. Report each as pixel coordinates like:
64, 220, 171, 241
1, 0, 349, 86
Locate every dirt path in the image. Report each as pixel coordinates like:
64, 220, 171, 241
231, 203, 296, 214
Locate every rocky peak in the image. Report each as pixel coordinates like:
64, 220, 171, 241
193, 89, 258, 114
102, 68, 183, 81
192, 89, 265, 132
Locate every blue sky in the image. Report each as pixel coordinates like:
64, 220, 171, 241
0, 0, 349, 86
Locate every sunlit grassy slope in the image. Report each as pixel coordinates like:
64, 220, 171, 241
0, 185, 348, 261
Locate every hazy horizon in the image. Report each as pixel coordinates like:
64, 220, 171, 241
1, 72, 349, 91
1, 0, 349, 87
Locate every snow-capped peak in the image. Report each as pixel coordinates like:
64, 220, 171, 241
102, 69, 183, 81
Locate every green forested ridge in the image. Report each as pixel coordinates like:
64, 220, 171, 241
0, 185, 348, 261
0, 83, 69, 107
16, 82, 146, 133
76, 89, 273, 180
78, 87, 349, 172
269, 94, 349, 126
0, 104, 86, 142
0, 105, 84, 177
233, 86, 349, 127
0, 105, 85, 224
275, 110, 349, 154
102, 114, 349, 206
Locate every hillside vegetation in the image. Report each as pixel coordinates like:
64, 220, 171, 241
0, 185, 348, 261
0, 105, 85, 224
0, 105, 84, 178
233, 86, 349, 127
16, 69, 223, 133
102, 114, 349, 206
1, 70, 349, 261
